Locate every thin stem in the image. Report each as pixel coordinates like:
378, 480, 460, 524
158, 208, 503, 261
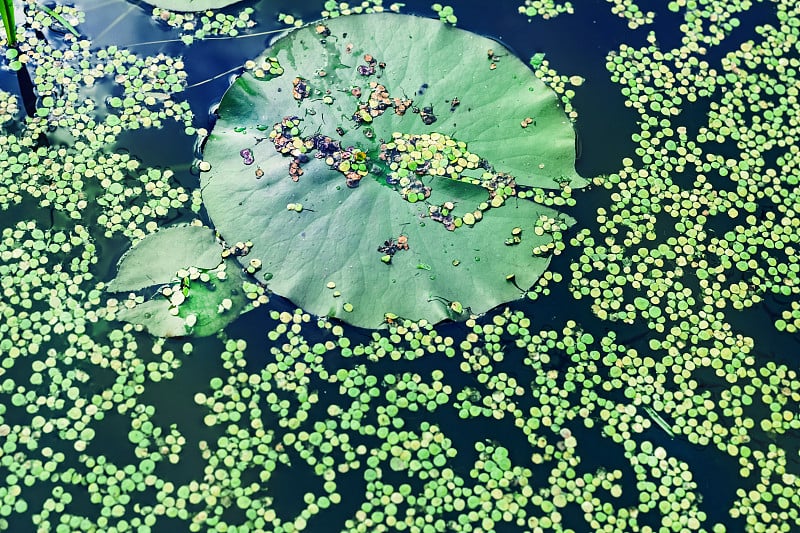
185, 65, 243, 90
1, 0, 17, 46
92, 4, 135, 43
123, 27, 289, 48
35, 3, 81, 38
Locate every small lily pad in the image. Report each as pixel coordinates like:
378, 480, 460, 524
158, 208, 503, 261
106, 224, 224, 292
107, 224, 255, 337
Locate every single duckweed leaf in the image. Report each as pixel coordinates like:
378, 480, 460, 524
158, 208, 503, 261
107, 224, 223, 292
108, 225, 253, 337
202, 13, 584, 327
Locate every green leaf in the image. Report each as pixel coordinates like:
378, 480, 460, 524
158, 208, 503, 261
107, 224, 255, 337
114, 259, 252, 337
106, 224, 223, 292
34, 4, 80, 39
1, 0, 17, 47
530, 52, 547, 68
201, 13, 584, 328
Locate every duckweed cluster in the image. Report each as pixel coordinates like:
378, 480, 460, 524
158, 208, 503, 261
320, 0, 404, 18
518, 0, 574, 20
568, 0, 800, 528
431, 4, 458, 25
12, 31, 193, 137
1, 0, 799, 532
530, 57, 583, 122
153, 6, 256, 43
26, 2, 84, 40
606, 0, 654, 29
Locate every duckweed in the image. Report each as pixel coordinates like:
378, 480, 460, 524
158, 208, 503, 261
1, 1, 799, 532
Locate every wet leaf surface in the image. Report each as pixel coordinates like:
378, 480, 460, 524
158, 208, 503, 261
106, 224, 223, 292
108, 224, 252, 337
201, 13, 585, 327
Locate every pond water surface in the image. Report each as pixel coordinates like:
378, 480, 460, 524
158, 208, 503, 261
1, 0, 799, 532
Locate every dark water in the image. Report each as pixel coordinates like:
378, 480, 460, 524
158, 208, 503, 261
2, 0, 798, 531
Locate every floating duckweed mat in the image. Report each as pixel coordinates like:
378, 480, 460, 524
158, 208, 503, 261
518, 0, 574, 19
201, 13, 585, 327
1, 0, 800, 532
140, 0, 244, 12
151, 5, 256, 43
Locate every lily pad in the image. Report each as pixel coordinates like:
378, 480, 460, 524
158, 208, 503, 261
107, 224, 254, 337
201, 13, 585, 327
106, 224, 224, 292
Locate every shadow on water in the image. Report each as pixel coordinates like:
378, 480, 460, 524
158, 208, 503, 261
112, 121, 197, 180
15, 61, 37, 117
649, 430, 746, 527
1, 199, 54, 230
80, 0, 164, 49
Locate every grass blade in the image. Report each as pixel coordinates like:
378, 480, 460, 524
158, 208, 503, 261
643, 405, 676, 438
1, 0, 17, 46
35, 3, 81, 39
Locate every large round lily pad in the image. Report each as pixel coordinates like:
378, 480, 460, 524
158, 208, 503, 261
201, 13, 585, 328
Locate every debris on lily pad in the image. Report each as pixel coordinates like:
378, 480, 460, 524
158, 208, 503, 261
200, 13, 585, 327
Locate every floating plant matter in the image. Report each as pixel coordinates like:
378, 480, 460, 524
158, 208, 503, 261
201, 13, 585, 327
141, 0, 244, 12
2, 1, 800, 532
107, 224, 267, 337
